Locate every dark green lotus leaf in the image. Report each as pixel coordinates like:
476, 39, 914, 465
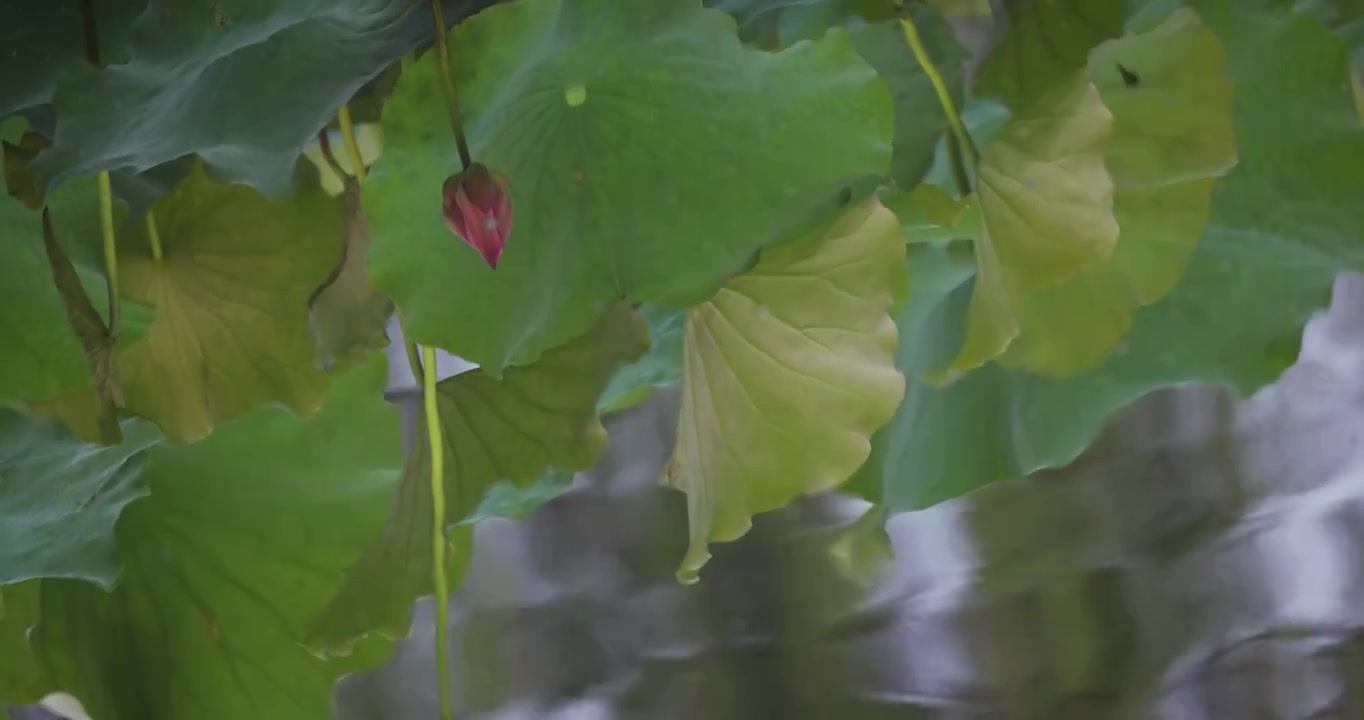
0, 0, 143, 118
19, 355, 402, 720
30, 0, 439, 196
0, 411, 160, 588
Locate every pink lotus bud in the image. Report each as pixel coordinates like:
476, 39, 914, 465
442, 163, 513, 269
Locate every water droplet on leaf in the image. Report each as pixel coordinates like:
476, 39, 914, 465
565, 84, 587, 107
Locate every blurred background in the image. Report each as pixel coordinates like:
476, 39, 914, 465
315, 273, 1364, 720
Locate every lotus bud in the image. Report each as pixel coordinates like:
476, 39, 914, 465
441, 163, 513, 269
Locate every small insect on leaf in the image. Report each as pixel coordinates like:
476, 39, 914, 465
1117, 63, 1140, 88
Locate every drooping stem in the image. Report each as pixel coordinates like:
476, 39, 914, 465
391, 307, 428, 386
401, 316, 425, 383
429, 0, 472, 170
316, 129, 347, 181
898, 9, 979, 175
79, 0, 101, 66
145, 209, 163, 263
755, 10, 781, 51
337, 104, 368, 183
944, 133, 971, 199
422, 342, 453, 720
97, 171, 119, 336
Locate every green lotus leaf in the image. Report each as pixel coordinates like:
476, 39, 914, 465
366, 0, 892, 373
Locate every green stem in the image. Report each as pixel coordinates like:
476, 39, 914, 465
429, 0, 472, 170
145, 209, 163, 263
97, 171, 119, 337
898, 11, 979, 173
422, 9, 464, 713
422, 343, 453, 720
337, 104, 368, 183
